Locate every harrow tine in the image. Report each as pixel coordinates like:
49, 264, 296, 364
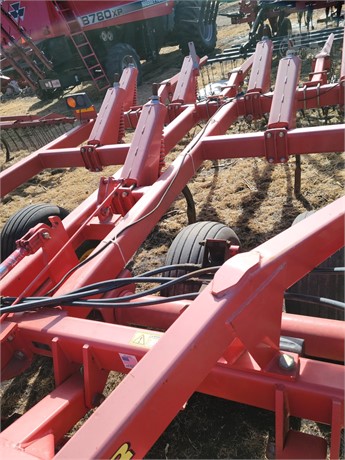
39, 126, 52, 146
0, 115, 76, 162
55, 125, 66, 137
199, 66, 208, 97
17, 128, 28, 151
25, 127, 38, 151
11, 128, 25, 151
220, 60, 225, 79
205, 64, 212, 88
210, 62, 216, 88
50, 126, 59, 140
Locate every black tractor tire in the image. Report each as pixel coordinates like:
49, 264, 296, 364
105, 42, 142, 86
174, 0, 219, 56
162, 221, 240, 296
36, 87, 64, 101
277, 17, 292, 37
285, 211, 344, 320
1, 204, 69, 261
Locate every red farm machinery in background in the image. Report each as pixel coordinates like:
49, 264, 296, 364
220, 0, 343, 52
0, 27, 344, 460
0, 0, 219, 98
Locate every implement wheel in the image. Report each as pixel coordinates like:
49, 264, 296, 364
285, 211, 344, 320
174, 0, 219, 56
106, 42, 142, 85
162, 221, 240, 296
1, 204, 69, 261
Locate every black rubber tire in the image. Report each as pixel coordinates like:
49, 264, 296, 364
174, 0, 219, 56
105, 42, 142, 86
36, 87, 64, 101
162, 221, 240, 296
0, 204, 69, 261
277, 17, 292, 37
285, 211, 344, 320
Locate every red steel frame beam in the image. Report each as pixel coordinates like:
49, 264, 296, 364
0, 114, 75, 129
201, 124, 344, 161
0, 34, 344, 459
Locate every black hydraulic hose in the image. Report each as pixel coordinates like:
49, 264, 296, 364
310, 267, 344, 274
1, 279, 188, 310
69, 263, 202, 295
140, 263, 201, 276
0, 276, 176, 312
0, 293, 200, 314
284, 292, 345, 312
52, 265, 215, 299
0, 266, 220, 314
45, 294, 345, 312
5, 256, 344, 315
2, 264, 203, 303
70, 292, 199, 308
69, 266, 219, 300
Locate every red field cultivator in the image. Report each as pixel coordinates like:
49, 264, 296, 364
0, 30, 344, 460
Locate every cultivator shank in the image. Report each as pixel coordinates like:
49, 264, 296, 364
0, 34, 344, 459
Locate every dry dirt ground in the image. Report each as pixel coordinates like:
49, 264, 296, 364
0, 4, 344, 459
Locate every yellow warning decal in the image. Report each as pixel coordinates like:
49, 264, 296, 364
130, 331, 161, 348
111, 442, 134, 460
